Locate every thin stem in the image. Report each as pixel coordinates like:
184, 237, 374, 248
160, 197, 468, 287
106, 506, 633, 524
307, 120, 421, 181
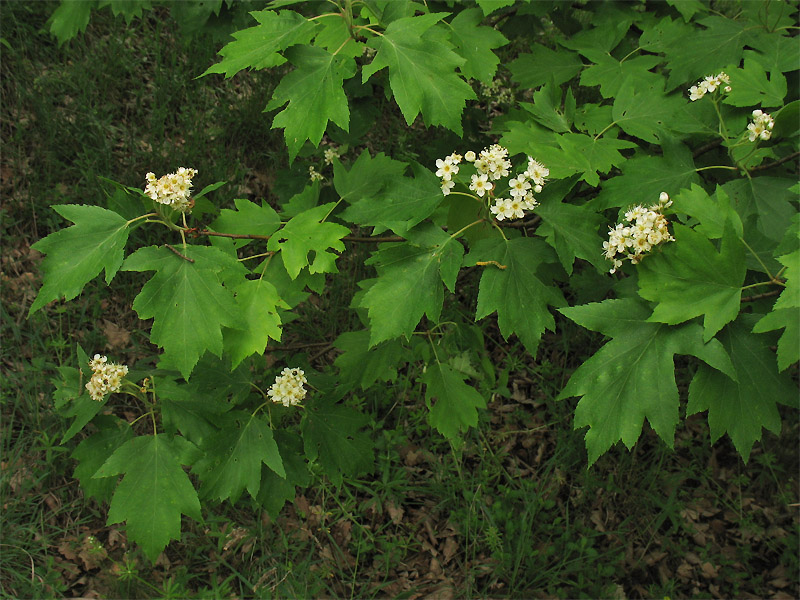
619, 47, 641, 63
238, 251, 275, 262
593, 120, 619, 141
125, 212, 157, 227
307, 12, 342, 21
695, 165, 739, 172
449, 219, 484, 239
181, 213, 188, 249
741, 280, 784, 291
740, 236, 775, 280
352, 24, 384, 37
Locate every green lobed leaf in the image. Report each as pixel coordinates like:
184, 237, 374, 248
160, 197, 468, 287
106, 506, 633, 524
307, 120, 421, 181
333, 150, 408, 205
720, 177, 797, 245
688, 315, 793, 462
579, 52, 662, 99
301, 394, 372, 486
638, 221, 746, 342
209, 198, 280, 248
156, 377, 231, 446
71, 415, 134, 503
509, 43, 583, 89
359, 225, 464, 346
448, 8, 508, 83
465, 237, 565, 356
201, 10, 318, 78
193, 411, 285, 504
339, 163, 444, 234
256, 430, 310, 519
47, 0, 96, 46
266, 45, 356, 161
591, 136, 699, 211
333, 330, 405, 391
223, 278, 287, 368
422, 363, 486, 439
753, 248, 800, 371
723, 54, 787, 108
558, 298, 736, 466
266, 203, 350, 279
521, 82, 572, 133
30, 205, 130, 314
95, 434, 202, 561
122, 245, 247, 379
611, 78, 685, 144
362, 13, 476, 134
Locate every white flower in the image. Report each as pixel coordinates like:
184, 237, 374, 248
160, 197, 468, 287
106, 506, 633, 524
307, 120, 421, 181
441, 179, 455, 196
508, 176, 531, 199
688, 72, 730, 101
435, 158, 459, 181
308, 166, 324, 182
464, 151, 476, 162
85, 354, 128, 402
469, 173, 492, 197
267, 367, 307, 407
525, 157, 549, 186
604, 192, 673, 273
144, 167, 198, 212
323, 147, 341, 165
747, 109, 774, 142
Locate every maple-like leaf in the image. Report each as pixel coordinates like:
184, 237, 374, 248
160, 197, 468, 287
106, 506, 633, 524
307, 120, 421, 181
339, 164, 444, 234
611, 78, 685, 144
362, 13, 476, 134
266, 45, 356, 160
156, 377, 231, 445
267, 203, 349, 279
209, 198, 280, 249
509, 43, 583, 89
122, 245, 247, 379
721, 177, 796, 245
558, 298, 736, 465
580, 52, 662, 99
688, 315, 795, 462
723, 54, 787, 108
30, 205, 130, 314
466, 237, 565, 356
638, 222, 746, 342
333, 330, 405, 391
95, 434, 202, 562
201, 10, 317, 78
422, 362, 486, 439
359, 225, 464, 346
71, 415, 133, 503
591, 136, 699, 211
333, 150, 407, 205
47, 0, 92, 45
753, 248, 800, 371
193, 411, 285, 504
256, 431, 310, 518
448, 8, 508, 83
301, 395, 372, 486
223, 278, 286, 368
521, 82, 574, 133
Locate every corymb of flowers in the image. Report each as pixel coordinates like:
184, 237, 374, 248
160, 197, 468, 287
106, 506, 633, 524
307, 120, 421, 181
267, 367, 307, 407
144, 167, 198, 212
687, 71, 731, 101
434, 144, 549, 222
603, 192, 674, 274
747, 109, 775, 142
86, 354, 129, 402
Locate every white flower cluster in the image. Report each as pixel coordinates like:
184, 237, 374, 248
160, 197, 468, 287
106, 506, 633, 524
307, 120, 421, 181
323, 147, 341, 165
85, 354, 128, 402
747, 109, 774, 142
267, 367, 307, 407
144, 167, 198, 212
688, 72, 731, 101
308, 165, 324, 182
434, 145, 549, 222
604, 192, 674, 274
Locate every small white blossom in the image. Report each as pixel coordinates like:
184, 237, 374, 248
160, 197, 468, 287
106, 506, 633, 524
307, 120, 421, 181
267, 367, 307, 407
524, 157, 549, 186
435, 158, 459, 181
469, 173, 492, 197
85, 354, 128, 402
441, 179, 455, 196
308, 166, 324, 182
508, 175, 531, 199
747, 109, 774, 142
464, 150, 476, 162
323, 147, 341, 165
688, 72, 730, 101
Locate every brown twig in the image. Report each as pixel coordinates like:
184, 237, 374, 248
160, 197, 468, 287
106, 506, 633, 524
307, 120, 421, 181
164, 244, 194, 263
750, 151, 800, 172
693, 139, 724, 159
741, 289, 782, 302
343, 235, 404, 242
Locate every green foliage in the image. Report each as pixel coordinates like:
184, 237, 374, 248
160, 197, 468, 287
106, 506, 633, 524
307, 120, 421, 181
36, 0, 799, 563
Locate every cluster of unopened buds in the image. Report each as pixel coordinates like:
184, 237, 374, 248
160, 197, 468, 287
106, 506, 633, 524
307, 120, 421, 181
144, 167, 198, 212
747, 109, 774, 142
308, 165, 324, 182
267, 367, 307, 407
604, 192, 675, 274
688, 72, 731, 101
85, 354, 128, 402
434, 145, 549, 222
